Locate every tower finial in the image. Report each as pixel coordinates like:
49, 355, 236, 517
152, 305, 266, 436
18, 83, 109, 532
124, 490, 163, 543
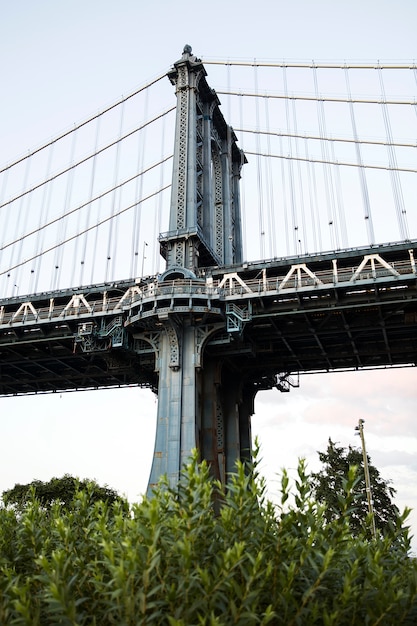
183, 44, 192, 55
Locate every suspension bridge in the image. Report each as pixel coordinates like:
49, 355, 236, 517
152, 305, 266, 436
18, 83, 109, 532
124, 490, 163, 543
1, 46, 416, 490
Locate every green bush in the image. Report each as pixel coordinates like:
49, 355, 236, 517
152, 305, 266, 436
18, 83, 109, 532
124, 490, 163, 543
1, 453, 416, 625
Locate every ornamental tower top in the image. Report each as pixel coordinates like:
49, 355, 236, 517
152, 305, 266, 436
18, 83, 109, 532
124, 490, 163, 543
159, 46, 246, 279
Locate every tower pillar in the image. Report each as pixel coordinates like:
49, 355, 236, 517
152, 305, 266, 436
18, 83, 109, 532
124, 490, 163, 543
146, 47, 249, 493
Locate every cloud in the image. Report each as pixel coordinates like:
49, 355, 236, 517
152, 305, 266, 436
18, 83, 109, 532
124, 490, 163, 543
256, 368, 417, 438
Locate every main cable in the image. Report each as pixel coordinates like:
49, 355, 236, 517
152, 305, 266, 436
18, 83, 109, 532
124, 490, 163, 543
0, 107, 175, 213
0, 72, 167, 175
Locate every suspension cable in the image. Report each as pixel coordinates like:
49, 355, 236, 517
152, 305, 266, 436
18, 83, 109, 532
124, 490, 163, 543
0, 155, 173, 253
217, 89, 416, 106
292, 99, 307, 253
203, 59, 417, 70
330, 139, 348, 248
0, 106, 175, 212
130, 85, 149, 277
264, 96, 276, 255
283, 66, 297, 254
254, 63, 265, 259
106, 98, 126, 282
79, 116, 101, 286
153, 114, 167, 274
235, 127, 417, 149
0, 72, 167, 174
32, 141, 55, 292
378, 65, 410, 241
304, 137, 321, 251
345, 67, 374, 245
313, 64, 338, 250
0, 185, 171, 278
52, 128, 77, 290
239, 89, 247, 256
244, 150, 417, 173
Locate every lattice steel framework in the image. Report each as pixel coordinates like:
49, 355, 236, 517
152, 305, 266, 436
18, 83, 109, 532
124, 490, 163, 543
159, 46, 246, 276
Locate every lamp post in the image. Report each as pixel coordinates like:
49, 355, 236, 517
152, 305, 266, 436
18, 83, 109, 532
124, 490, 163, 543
355, 418, 377, 539
141, 241, 148, 278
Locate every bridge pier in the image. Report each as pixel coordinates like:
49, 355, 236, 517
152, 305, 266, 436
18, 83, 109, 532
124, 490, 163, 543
199, 359, 254, 484
147, 318, 255, 493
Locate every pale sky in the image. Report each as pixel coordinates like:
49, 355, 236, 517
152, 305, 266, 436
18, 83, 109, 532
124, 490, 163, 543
1, 0, 417, 549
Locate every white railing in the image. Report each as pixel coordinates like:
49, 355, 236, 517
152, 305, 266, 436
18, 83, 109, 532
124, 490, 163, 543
0, 252, 415, 328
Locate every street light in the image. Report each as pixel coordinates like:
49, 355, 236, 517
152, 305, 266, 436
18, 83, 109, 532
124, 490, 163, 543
355, 418, 377, 539
141, 241, 148, 278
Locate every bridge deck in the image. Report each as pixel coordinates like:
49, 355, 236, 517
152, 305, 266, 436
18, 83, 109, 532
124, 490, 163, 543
1, 241, 416, 396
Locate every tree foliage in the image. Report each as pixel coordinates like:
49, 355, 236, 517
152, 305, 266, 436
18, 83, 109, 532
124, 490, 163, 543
2, 474, 123, 512
311, 438, 400, 538
0, 453, 416, 625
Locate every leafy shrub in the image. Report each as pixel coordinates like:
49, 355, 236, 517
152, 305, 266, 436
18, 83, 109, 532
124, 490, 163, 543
0, 453, 416, 624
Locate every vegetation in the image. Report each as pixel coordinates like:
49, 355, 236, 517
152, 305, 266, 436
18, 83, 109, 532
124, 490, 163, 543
311, 439, 400, 538
0, 453, 416, 624
2, 474, 124, 513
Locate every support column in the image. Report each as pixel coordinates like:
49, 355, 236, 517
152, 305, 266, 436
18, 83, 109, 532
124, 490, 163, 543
147, 321, 200, 491
198, 358, 255, 482
147, 322, 257, 493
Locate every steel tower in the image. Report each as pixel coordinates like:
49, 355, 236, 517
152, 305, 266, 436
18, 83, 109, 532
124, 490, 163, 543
145, 46, 249, 490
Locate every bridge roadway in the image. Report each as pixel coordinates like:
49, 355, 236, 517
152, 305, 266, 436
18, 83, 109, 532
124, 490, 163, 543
0, 240, 416, 397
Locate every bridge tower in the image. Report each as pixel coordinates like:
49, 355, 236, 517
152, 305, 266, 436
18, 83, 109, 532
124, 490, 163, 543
146, 46, 249, 491
159, 45, 245, 274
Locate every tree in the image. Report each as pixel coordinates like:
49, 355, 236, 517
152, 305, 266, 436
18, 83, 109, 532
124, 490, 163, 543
2, 474, 124, 512
311, 439, 400, 538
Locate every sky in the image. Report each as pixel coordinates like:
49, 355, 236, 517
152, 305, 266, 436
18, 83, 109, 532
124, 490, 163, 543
1, 0, 417, 547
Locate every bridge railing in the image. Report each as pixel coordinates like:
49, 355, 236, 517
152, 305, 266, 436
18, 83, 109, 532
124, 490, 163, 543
0, 256, 415, 327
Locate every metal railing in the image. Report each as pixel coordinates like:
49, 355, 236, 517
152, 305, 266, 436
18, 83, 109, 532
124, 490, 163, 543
0, 256, 415, 328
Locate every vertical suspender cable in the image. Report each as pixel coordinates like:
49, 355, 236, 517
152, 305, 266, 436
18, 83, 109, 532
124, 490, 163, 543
378, 65, 409, 241
330, 139, 348, 248
264, 96, 277, 256
279, 65, 289, 256
131, 90, 148, 278
292, 99, 307, 253
304, 137, 321, 252
239, 92, 247, 257
344, 67, 374, 245
69, 128, 85, 287
254, 61, 265, 259
0, 169, 9, 251
227, 61, 232, 125
108, 99, 126, 281
54, 129, 76, 290
32, 143, 55, 293
283, 67, 298, 254
89, 197, 102, 285
313, 63, 339, 250
12, 155, 33, 294
413, 68, 417, 123
0, 168, 9, 294
153, 115, 166, 274
279, 134, 290, 256
79, 116, 100, 285
89, 120, 102, 285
